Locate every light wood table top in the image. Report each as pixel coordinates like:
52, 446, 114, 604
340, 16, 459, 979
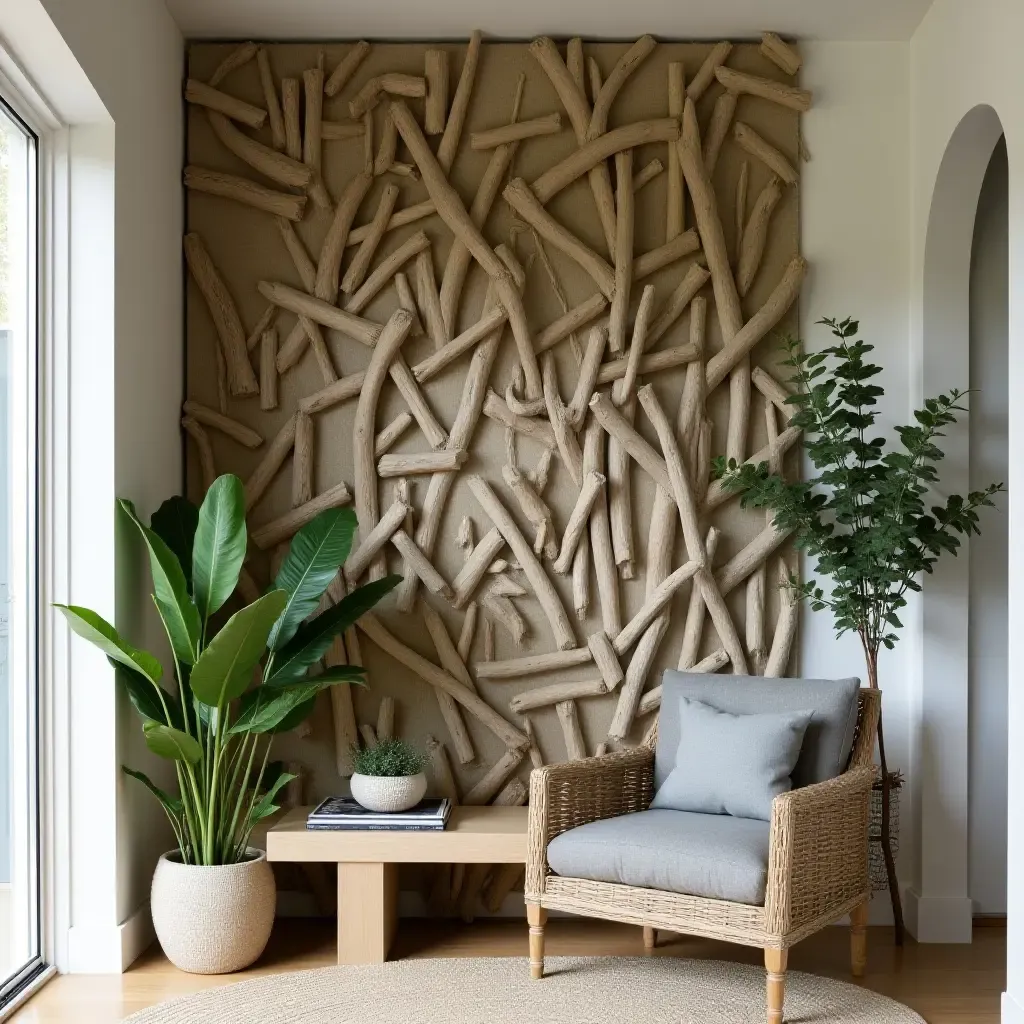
267, 805, 528, 863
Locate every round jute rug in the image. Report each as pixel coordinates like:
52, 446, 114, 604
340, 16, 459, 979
124, 956, 925, 1023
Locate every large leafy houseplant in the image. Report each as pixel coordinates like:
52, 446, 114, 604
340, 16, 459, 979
56, 474, 399, 866
716, 317, 1004, 939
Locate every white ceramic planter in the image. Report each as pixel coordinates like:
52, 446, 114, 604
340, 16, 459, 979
151, 848, 275, 974
350, 772, 427, 812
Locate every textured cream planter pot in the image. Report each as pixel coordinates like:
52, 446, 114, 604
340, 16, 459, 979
151, 849, 275, 974
350, 772, 427, 812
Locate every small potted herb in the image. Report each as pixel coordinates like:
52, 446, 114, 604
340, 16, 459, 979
350, 738, 427, 812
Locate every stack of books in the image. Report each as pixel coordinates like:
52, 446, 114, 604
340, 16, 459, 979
306, 796, 452, 831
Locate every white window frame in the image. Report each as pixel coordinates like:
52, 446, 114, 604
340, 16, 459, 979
0, 47, 66, 1015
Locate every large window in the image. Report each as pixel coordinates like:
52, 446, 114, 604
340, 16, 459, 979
0, 93, 42, 1003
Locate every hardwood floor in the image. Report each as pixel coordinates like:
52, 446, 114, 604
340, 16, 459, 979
9, 918, 1005, 1023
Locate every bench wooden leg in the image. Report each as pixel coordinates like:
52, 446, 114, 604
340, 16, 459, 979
337, 862, 398, 965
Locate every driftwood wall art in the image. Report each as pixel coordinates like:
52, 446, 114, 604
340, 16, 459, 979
185, 33, 807, 915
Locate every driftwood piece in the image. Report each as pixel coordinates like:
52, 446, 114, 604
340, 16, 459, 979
353, 310, 415, 579
208, 41, 258, 87
393, 271, 424, 337
567, 326, 608, 428
372, 109, 399, 175
344, 500, 410, 586
608, 613, 670, 741
687, 41, 732, 101
395, 249, 526, 614
511, 678, 607, 714
376, 697, 395, 742
378, 450, 465, 478
452, 528, 506, 610
182, 400, 261, 449
457, 602, 478, 663
481, 616, 495, 661
528, 36, 616, 254
553, 471, 606, 575
535, 295, 608, 357
475, 646, 593, 682
291, 412, 314, 507
733, 122, 798, 185
281, 78, 301, 160
614, 560, 700, 655
345, 231, 431, 314
483, 592, 527, 646
468, 475, 576, 651
350, 74, 426, 119
276, 216, 316, 293
259, 281, 382, 348
633, 158, 664, 193
676, 526, 719, 670
751, 366, 795, 421
471, 113, 561, 150
325, 41, 371, 97
490, 575, 526, 599
715, 66, 812, 112
245, 303, 278, 354
463, 748, 525, 806
359, 724, 378, 749
590, 392, 670, 491
483, 391, 558, 450
738, 175, 784, 296
645, 265, 709, 351
252, 481, 351, 550
438, 30, 482, 172
185, 78, 265, 128
717, 522, 794, 597
184, 234, 258, 397
588, 35, 656, 141
760, 32, 802, 75
634, 229, 702, 280
321, 120, 365, 142
359, 613, 528, 751
303, 64, 331, 209
542, 354, 584, 485
588, 630, 624, 689
423, 49, 450, 135
583, 416, 621, 636
765, 557, 798, 677
556, 700, 587, 761
735, 160, 750, 260
703, 423, 802, 513
391, 101, 543, 406
375, 413, 414, 457
746, 559, 768, 675
243, 414, 296, 511
573, 527, 590, 618
342, 184, 401, 295
391, 530, 453, 599
184, 166, 305, 221
502, 466, 557, 561
638, 648, 730, 716
206, 112, 311, 189
595, 343, 701, 386
414, 248, 449, 352
181, 416, 216, 492
703, 90, 739, 178
667, 61, 685, 239
705, 256, 808, 391
421, 608, 475, 765
608, 149, 635, 354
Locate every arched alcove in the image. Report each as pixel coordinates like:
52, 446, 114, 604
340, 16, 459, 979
911, 104, 1007, 943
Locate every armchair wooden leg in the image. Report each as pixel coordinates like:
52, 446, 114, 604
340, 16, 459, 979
642, 926, 656, 954
527, 903, 547, 979
850, 900, 869, 978
765, 947, 788, 1024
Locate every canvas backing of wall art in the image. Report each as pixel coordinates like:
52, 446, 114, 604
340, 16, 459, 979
183, 34, 808, 908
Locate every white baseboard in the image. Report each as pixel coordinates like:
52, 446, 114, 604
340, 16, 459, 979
1002, 991, 1024, 1024
903, 887, 973, 943
66, 902, 153, 973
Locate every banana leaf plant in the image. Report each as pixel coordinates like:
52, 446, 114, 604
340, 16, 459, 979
55, 473, 399, 866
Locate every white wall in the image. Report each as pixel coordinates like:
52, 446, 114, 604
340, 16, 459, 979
7, 0, 184, 971
968, 137, 1009, 917
907, 0, 1024, 1010
798, 42, 912, 921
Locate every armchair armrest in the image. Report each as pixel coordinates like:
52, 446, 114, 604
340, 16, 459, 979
764, 765, 876, 939
525, 747, 654, 900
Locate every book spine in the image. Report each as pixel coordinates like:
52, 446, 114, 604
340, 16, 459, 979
305, 823, 445, 832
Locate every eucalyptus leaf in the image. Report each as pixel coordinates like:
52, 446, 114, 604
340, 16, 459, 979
150, 497, 199, 590
268, 507, 357, 651
120, 499, 201, 665
268, 574, 400, 684
142, 722, 203, 764
192, 474, 247, 626
189, 590, 288, 707
55, 604, 163, 684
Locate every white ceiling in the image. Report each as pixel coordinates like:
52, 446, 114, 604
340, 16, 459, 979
163, 0, 935, 43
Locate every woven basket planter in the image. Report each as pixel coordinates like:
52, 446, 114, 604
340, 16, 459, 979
151, 849, 276, 974
869, 771, 902, 892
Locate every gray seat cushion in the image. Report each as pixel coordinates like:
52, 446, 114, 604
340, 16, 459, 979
650, 697, 811, 820
656, 672, 861, 791
546, 808, 771, 905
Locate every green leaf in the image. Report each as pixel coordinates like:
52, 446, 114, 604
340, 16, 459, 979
248, 772, 295, 826
267, 574, 400, 684
111, 658, 180, 726
55, 604, 163, 684
189, 590, 288, 707
120, 499, 202, 665
268, 508, 358, 650
142, 722, 203, 763
122, 766, 184, 818
150, 497, 199, 590
229, 681, 322, 735
192, 475, 248, 626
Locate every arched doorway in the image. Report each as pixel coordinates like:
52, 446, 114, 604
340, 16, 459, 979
911, 104, 1007, 943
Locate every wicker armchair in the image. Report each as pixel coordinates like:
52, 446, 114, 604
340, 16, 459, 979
525, 688, 881, 1024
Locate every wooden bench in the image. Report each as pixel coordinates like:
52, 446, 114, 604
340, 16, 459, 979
267, 805, 529, 964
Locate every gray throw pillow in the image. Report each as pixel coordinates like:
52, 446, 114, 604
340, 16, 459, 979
651, 697, 812, 821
